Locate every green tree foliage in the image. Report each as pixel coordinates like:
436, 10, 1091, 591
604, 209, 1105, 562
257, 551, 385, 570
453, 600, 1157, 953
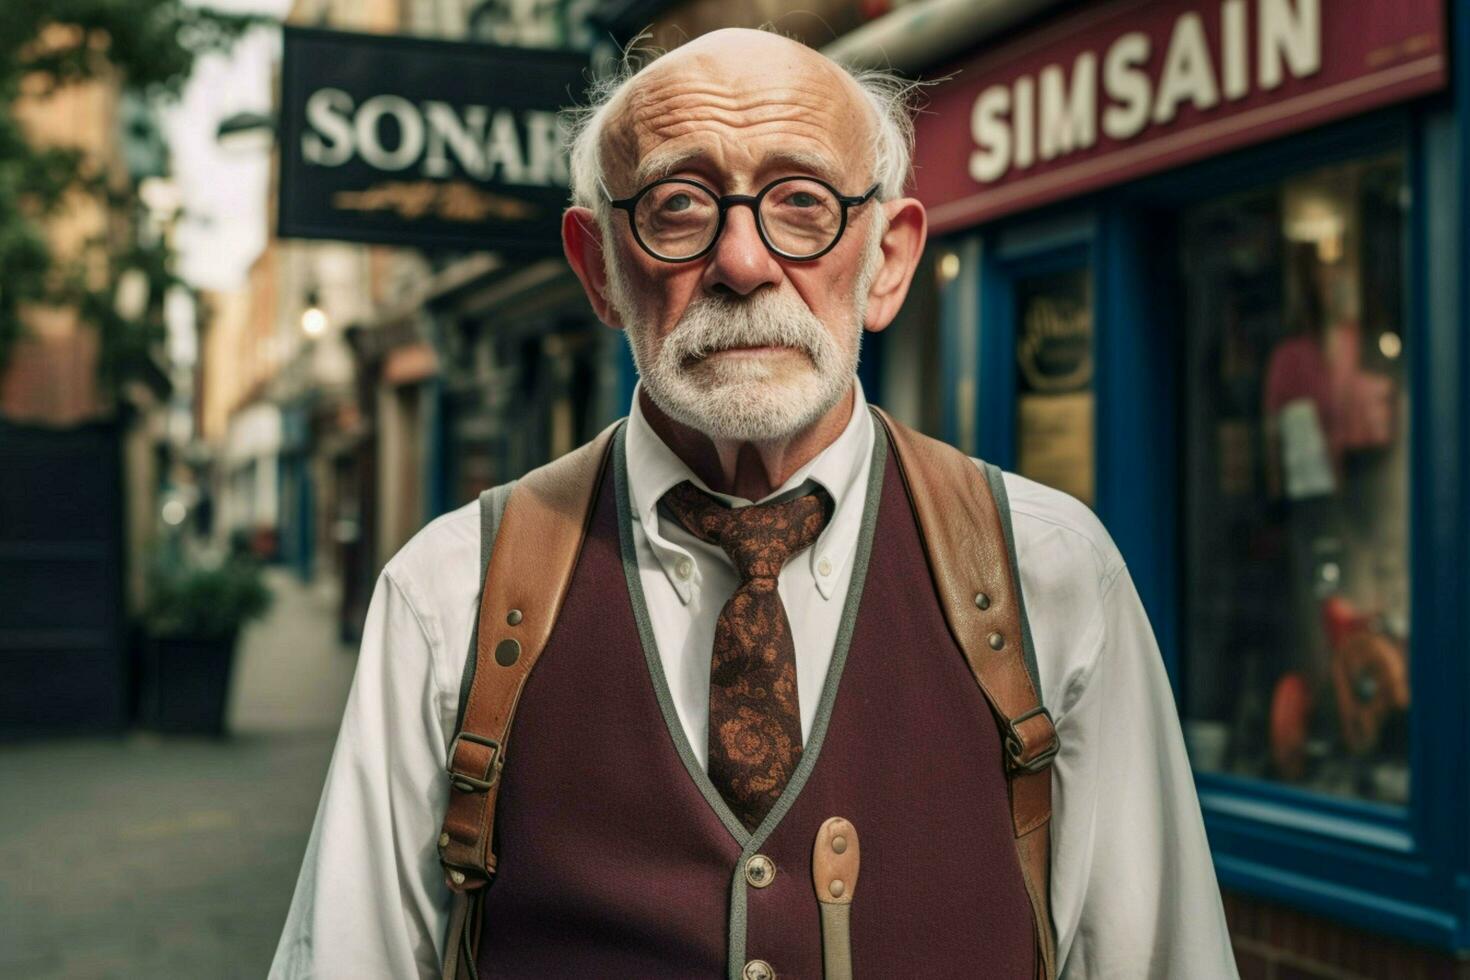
0, 1, 261, 382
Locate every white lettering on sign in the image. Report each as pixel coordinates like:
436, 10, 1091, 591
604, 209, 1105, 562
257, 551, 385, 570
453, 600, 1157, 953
1259, 0, 1321, 90
1039, 52, 1097, 160
970, 86, 1011, 182
424, 101, 489, 178
356, 95, 425, 171
302, 88, 354, 166
1153, 12, 1219, 125
1222, 0, 1249, 99
1102, 32, 1151, 140
300, 89, 571, 187
969, 0, 1322, 184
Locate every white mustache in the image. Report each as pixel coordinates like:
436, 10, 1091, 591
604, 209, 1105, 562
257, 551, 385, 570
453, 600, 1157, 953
662, 292, 826, 365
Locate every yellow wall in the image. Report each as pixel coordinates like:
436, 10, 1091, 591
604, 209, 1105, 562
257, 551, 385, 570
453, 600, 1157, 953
1, 34, 122, 425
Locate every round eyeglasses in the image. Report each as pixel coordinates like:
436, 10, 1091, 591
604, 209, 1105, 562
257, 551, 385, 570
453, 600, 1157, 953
605, 175, 881, 263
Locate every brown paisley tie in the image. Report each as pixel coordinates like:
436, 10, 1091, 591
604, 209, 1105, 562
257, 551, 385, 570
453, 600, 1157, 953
661, 479, 834, 830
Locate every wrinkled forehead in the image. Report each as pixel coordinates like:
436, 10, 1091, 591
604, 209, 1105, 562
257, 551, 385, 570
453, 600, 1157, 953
600, 38, 875, 194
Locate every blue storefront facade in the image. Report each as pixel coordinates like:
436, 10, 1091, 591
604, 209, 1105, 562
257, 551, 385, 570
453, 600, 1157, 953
907, 0, 1470, 971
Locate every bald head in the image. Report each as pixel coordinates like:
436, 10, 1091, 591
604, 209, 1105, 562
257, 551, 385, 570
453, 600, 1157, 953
638, 28, 865, 101
565, 28, 918, 211
601, 31, 874, 192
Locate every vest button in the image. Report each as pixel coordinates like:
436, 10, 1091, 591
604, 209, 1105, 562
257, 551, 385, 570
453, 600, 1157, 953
743, 959, 774, 980
744, 854, 775, 888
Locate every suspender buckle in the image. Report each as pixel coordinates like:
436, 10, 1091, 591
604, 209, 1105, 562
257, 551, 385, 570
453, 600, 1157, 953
1004, 705, 1060, 774
447, 731, 502, 793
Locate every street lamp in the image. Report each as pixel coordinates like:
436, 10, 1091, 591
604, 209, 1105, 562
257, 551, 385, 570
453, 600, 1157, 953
301, 291, 328, 338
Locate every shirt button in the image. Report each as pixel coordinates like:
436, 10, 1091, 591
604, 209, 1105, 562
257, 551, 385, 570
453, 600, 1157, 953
817, 557, 832, 576
676, 557, 693, 580
744, 853, 775, 888
742, 960, 774, 980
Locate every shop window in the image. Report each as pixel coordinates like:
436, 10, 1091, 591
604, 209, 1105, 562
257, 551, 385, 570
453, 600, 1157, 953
1179, 153, 1410, 805
1014, 266, 1094, 506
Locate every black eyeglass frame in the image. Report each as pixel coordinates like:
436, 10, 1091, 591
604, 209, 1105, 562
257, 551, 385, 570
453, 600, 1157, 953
605, 175, 881, 263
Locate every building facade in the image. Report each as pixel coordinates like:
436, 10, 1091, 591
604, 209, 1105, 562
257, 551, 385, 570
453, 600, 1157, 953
0, 32, 179, 737
882, 0, 1468, 974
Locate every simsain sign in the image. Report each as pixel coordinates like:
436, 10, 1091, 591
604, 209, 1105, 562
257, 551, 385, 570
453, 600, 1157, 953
912, 0, 1446, 232
278, 27, 588, 251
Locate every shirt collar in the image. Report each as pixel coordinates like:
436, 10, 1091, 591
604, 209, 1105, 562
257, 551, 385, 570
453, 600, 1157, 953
624, 376, 875, 603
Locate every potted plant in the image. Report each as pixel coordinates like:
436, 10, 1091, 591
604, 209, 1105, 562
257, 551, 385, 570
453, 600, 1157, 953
140, 555, 272, 734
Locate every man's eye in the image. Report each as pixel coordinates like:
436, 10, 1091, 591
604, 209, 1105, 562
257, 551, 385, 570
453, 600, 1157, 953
788, 192, 820, 208
662, 193, 693, 212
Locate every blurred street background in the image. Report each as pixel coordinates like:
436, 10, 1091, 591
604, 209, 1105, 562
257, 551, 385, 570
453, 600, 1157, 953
2, 0, 1469, 977
0, 566, 352, 979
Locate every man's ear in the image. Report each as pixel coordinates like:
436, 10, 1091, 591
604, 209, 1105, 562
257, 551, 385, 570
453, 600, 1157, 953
563, 206, 625, 329
862, 197, 928, 334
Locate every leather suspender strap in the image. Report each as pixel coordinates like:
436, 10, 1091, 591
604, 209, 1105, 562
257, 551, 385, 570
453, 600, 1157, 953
871, 406, 1060, 980
437, 418, 622, 907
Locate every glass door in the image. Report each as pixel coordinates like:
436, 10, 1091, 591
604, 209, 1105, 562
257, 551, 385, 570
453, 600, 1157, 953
1012, 259, 1095, 507
975, 231, 1097, 506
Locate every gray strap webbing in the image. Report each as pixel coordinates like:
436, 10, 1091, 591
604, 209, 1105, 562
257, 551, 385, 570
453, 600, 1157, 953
981, 461, 1044, 706
443, 483, 517, 980
455, 481, 518, 733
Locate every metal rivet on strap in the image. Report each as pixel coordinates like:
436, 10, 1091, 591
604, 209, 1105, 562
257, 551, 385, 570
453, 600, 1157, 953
831, 835, 847, 854
988, 631, 1005, 651
438, 833, 450, 848
829, 878, 846, 898
974, 592, 991, 610
507, 608, 523, 626
449, 870, 466, 886
495, 638, 522, 667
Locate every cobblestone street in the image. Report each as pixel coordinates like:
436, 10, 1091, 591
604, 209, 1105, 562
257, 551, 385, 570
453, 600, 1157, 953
0, 570, 357, 979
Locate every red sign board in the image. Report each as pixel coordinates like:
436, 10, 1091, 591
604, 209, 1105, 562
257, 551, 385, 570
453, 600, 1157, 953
912, 0, 1446, 233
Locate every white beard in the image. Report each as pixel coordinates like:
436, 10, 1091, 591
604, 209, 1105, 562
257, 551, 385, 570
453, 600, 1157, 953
603, 222, 883, 443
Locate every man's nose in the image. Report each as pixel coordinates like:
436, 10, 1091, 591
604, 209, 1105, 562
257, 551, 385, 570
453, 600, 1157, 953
702, 205, 782, 296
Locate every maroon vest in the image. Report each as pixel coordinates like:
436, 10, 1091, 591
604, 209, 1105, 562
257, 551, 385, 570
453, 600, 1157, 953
476, 432, 1035, 978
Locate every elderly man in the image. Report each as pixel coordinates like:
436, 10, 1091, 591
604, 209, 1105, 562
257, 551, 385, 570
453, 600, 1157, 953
272, 28, 1237, 980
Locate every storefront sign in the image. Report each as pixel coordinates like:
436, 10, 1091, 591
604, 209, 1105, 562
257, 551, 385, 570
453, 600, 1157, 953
278, 27, 587, 251
913, 0, 1446, 232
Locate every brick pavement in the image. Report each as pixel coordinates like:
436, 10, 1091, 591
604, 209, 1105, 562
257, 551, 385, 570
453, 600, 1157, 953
229, 569, 358, 735
0, 568, 359, 979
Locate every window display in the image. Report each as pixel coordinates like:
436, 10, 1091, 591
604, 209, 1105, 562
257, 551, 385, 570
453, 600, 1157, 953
1179, 153, 1410, 805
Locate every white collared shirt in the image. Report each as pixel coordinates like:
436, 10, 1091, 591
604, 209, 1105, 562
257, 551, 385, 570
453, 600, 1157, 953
625, 379, 873, 766
270, 379, 1239, 980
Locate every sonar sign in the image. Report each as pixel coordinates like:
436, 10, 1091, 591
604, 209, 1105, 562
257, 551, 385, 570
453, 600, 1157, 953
278, 27, 587, 252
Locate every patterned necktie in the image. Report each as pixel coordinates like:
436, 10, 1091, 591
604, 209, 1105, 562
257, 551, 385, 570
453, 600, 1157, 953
661, 479, 834, 830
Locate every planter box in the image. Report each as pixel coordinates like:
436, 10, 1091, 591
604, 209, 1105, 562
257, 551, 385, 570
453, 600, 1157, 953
140, 633, 239, 735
